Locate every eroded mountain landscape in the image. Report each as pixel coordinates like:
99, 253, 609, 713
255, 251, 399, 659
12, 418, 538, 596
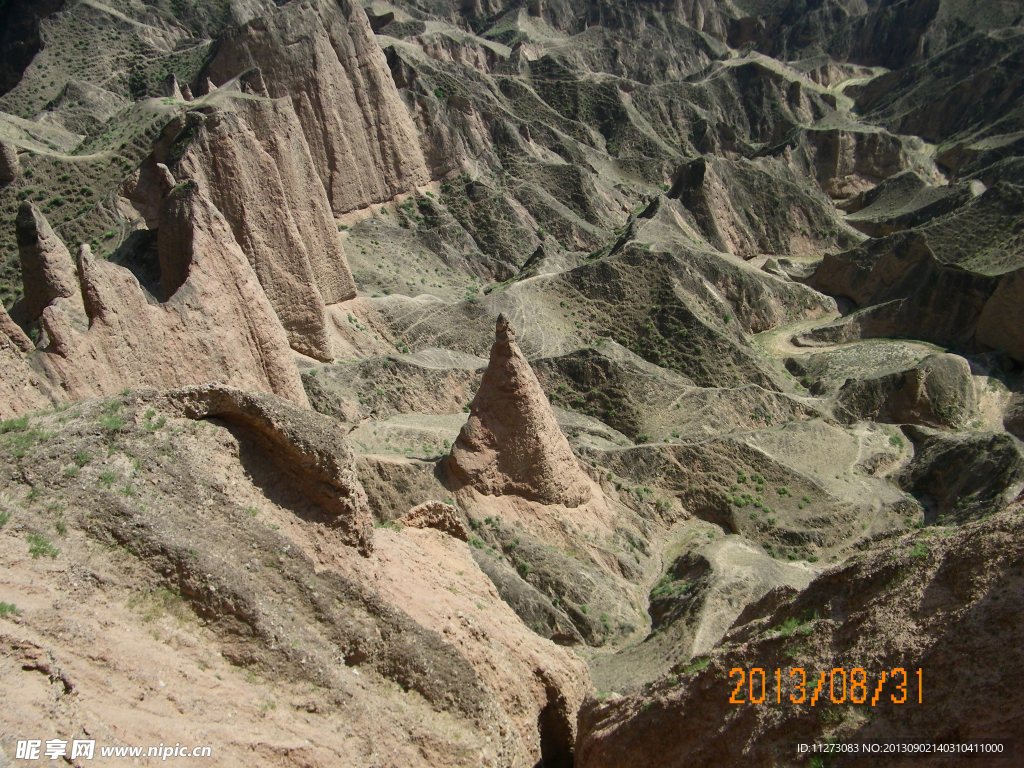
0, 0, 1022, 764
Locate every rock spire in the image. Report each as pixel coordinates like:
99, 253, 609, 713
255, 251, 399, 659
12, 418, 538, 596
447, 314, 591, 507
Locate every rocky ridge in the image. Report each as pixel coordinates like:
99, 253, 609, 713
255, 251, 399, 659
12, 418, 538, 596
1, 0, 1023, 764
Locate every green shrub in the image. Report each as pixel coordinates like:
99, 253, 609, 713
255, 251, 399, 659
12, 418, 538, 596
99, 413, 124, 430
909, 542, 930, 559
681, 657, 710, 674
0, 415, 29, 433
27, 532, 58, 559
650, 575, 691, 599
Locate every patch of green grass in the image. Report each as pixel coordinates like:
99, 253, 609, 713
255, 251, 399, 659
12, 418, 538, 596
127, 587, 190, 623
909, 542, 930, 559
141, 407, 167, 432
74, 450, 92, 467
27, 532, 58, 559
99, 413, 125, 430
98, 470, 118, 488
1, 420, 51, 458
681, 657, 710, 674
0, 602, 22, 617
777, 612, 817, 638
650, 575, 691, 599
0, 415, 29, 432
0, 510, 9, 529
821, 708, 843, 724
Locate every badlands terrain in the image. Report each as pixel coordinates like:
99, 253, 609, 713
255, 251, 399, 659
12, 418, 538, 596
0, 0, 1023, 764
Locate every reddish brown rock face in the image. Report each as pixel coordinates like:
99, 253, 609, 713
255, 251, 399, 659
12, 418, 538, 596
205, 0, 428, 215
13, 189, 308, 407
447, 314, 592, 507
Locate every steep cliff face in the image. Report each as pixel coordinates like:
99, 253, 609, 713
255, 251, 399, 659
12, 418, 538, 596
15, 202, 83, 323
19, 191, 308, 405
204, 0, 429, 215
3, 0, 1024, 763
172, 94, 356, 361
806, 182, 1024, 361
0, 302, 53, 418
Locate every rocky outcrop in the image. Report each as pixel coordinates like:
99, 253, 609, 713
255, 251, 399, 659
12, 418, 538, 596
16, 202, 84, 322
204, 0, 429, 215
447, 314, 592, 507
0, 302, 53, 418
841, 170, 973, 236
164, 383, 373, 554
834, 353, 975, 428
897, 428, 1024, 524
19, 187, 308, 408
1004, 395, 1024, 441
171, 95, 356, 360
785, 126, 935, 200
806, 183, 1024, 361
397, 500, 468, 541
0, 140, 19, 182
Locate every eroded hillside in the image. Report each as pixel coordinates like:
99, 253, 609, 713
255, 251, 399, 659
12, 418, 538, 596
1, 0, 1022, 764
